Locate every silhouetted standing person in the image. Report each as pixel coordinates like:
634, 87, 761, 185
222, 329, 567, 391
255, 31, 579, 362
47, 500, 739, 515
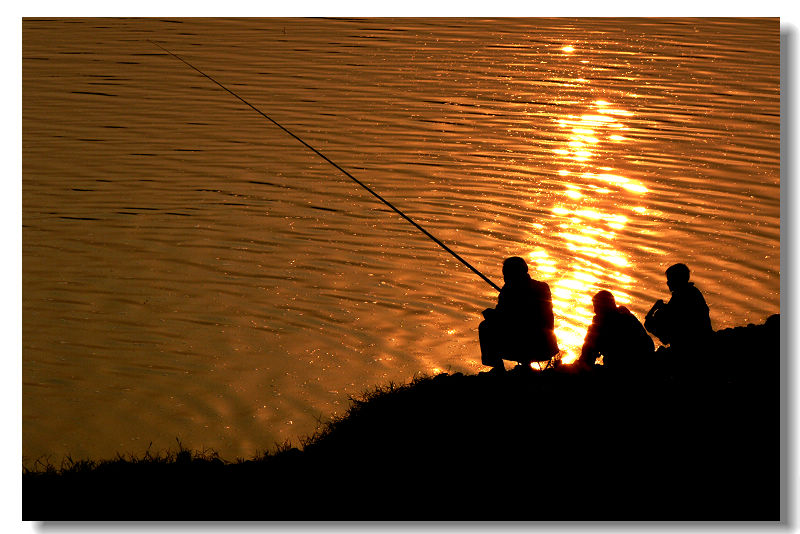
479, 257, 559, 372
579, 290, 654, 371
644, 263, 712, 354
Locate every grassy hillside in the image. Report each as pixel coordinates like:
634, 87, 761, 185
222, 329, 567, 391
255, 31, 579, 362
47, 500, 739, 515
23, 315, 780, 520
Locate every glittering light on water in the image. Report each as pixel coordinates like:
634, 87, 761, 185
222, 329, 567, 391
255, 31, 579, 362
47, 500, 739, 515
622, 182, 649, 194
533, 94, 648, 364
600, 108, 634, 116
580, 114, 616, 123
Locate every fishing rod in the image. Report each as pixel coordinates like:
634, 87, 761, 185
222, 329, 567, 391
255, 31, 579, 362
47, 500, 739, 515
150, 40, 501, 293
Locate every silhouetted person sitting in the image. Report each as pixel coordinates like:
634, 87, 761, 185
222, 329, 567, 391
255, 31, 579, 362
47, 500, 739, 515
479, 257, 559, 373
578, 290, 654, 371
644, 263, 712, 354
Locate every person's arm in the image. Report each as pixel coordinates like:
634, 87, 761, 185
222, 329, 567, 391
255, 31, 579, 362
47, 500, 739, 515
645, 299, 664, 322
647, 298, 675, 344
495, 286, 507, 312
579, 322, 600, 367
482, 287, 505, 320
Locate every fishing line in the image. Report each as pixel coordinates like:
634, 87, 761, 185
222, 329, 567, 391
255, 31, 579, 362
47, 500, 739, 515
150, 40, 501, 292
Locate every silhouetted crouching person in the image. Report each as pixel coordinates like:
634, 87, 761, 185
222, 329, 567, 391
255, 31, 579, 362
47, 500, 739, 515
479, 257, 559, 373
644, 263, 712, 356
578, 290, 654, 371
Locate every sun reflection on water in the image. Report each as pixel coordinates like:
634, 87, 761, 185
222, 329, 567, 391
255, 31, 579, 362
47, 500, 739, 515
530, 94, 646, 364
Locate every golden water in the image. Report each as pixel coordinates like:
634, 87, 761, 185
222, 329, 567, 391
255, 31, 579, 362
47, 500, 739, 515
23, 18, 780, 462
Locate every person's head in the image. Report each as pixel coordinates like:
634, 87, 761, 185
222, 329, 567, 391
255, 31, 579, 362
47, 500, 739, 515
665, 263, 691, 292
592, 290, 617, 315
502, 256, 529, 284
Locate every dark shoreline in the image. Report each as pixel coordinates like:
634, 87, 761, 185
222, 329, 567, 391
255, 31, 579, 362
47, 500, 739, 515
23, 315, 780, 520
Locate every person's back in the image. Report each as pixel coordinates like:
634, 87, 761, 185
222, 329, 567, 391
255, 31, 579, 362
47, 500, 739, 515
666, 282, 712, 348
580, 290, 654, 370
479, 257, 559, 372
496, 276, 554, 334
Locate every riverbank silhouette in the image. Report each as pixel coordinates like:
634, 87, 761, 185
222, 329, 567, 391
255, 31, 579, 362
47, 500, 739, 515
23, 314, 779, 520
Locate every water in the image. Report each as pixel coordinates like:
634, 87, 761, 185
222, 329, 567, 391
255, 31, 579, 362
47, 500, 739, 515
22, 17, 780, 462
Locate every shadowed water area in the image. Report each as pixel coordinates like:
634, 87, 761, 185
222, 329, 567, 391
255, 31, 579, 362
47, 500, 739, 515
22, 17, 779, 462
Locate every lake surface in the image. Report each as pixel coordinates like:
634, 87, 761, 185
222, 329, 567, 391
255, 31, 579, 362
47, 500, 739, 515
22, 17, 780, 462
